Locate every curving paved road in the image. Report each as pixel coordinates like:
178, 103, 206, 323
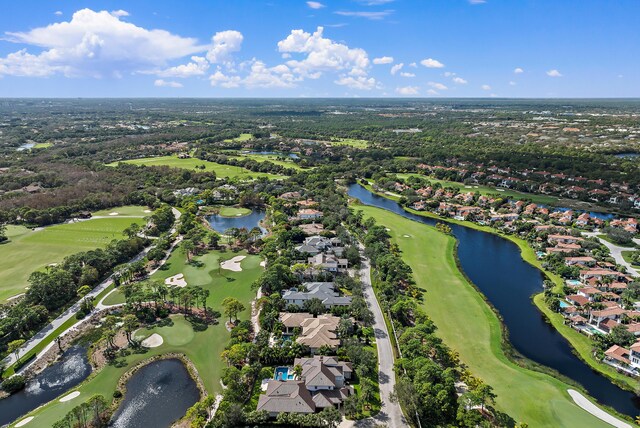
583, 232, 638, 278
356, 249, 408, 428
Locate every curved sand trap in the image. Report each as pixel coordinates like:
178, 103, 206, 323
260, 260, 266, 267
15, 417, 34, 427
221, 255, 246, 272
109, 212, 119, 216
141, 333, 163, 348
59, 391, 80, 402
165, 273, 187, 287
144, 209, 152, 213
8, 293, 25, 301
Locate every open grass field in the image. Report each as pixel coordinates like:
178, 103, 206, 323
108, 155, 285, 180
355, 204, 615, 427
0, 214, 147, 303
223, 133, 253, 142
228, 153, 306, 170
395, 173, 560, 206
330, 138, 369, 148
33, 142, 52, 149
92, 206, 153, 217
16, 249, 263, 427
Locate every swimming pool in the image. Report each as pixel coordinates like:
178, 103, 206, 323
559, 300, 570, 308
274, 367, 295, 381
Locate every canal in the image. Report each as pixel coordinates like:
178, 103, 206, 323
348, 183, 640, 417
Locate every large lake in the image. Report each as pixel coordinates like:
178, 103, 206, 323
207, 209, 266, 234
348, 183, 640, 417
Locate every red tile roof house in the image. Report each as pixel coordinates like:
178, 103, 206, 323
603, 345, 639, 377
588, 307, 626, 326
580, 269, 624, 283
547, 234, 584, 245
566, 294, 590, 307
564, 256, 596, 267
298, 209, 324, 220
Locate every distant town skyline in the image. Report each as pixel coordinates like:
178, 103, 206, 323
0, 0, 638, 97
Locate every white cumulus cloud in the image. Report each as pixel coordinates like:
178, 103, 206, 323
373, 56, 393, 65
334, 75, 377, 90
306, 1, 325, 9
547, 69, 562, 77
420, 58, 444, 68
154, 79, 182, 88
157, 56, 209, 78
390, 63, 403, 75
514, 67, 524, 74
428, 81, 447, 90
452, 76, 467, 84
206, 30, 243, 64
481, 84, 491, 90
396, 86, 419, 95
0, 8, 205, 78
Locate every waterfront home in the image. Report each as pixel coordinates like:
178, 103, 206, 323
564, 256, 596, 267
577, 287, 602, 301
580, 269, 624, 283
603, 345, 638, 376
282, 282, 352, 309
547, 234, 584, 245
588, 307, 626, 326
566, 294, 590, 307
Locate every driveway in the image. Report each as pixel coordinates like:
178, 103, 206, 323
583, 232, 638, 277
357, 249, 408, 428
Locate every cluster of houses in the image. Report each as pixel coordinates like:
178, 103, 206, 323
414, 161, 640, 210
256, 197, 356, 415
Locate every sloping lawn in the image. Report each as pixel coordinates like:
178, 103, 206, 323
356, 204, 614, 427
107, 155, 285, 180
0, 215, 146, 302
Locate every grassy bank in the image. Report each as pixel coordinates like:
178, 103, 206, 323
356, 204, 617, 427
0, 214, 147, 302
107, 155, 285, 180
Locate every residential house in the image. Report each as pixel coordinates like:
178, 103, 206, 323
257, 381, 316, 417
283, 282, 352, 309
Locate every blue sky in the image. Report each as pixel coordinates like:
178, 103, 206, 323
0, 0, 638, 97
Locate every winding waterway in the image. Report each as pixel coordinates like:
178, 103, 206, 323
348, 183, 640, 417
109, 359, 200, 428
0, 345, 92, 427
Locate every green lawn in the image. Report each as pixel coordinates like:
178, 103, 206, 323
395, 173, 560, 205
33, 142, 52, 149
0, 215, 147, 302
622, 251, 640, 269
223, 133, 253, 142
330, 138, 369, 148
217, 206, 252, 217
355, 204, 618, 427
92, 206, 153, 217
228, 153, 306, 170
14, 249, 263, 427
108, 155, 285, 180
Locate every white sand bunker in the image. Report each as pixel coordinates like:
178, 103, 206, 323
15, 416, 34, 427
8, 293, 25, 301
109, 212, 119, 216
59, 391, 80, 402
403, 234, 411, 238
142, 333, 163, 348
165, 273, 187, 287
221, 255, 246, 272
144, 209, 152, 213
260, 260, 266, 267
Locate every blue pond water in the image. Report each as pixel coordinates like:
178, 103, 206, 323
109, 359, 200, 428
0, 345, 92, 426
348, 182, 640, 418
207, 210, 266, 234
